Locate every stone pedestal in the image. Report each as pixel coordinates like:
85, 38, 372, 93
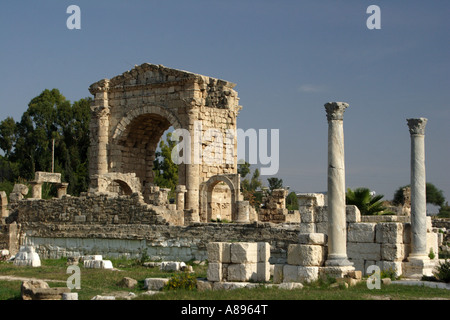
57, 183, 69, 199
30, 182, 43, 199
324, 102, 353, 267
236, 201, 250, 223
175, 185, 187, 210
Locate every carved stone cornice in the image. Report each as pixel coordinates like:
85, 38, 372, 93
324, 102, 349, 121
407, 118, 427, 135
91, 105, 110, 119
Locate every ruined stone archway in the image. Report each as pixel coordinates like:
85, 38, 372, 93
89, 63, 242, 214
200, 174, 241, 222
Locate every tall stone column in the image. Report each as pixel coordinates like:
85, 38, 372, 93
407, 118, 428, 260
324, 102, 352, 267
185, 110, 200, 222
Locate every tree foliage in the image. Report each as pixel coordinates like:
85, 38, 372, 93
0, 89, 91, 196
153, 132, 178, 191
267, 177, 283, 193
393, 183, 446, 208
286, 191, 299, 210
346, 187, 387, 215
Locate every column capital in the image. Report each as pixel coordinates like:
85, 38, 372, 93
324, 102, 349, 121
407, 118, 427, 135
91, 105, 110, 119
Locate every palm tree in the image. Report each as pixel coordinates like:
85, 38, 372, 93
346, 187, 386, 215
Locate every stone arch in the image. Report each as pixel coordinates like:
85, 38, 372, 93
200, 174, 240, 222
112, 105, 182, 143
109, 105, 183, 192
97, 173, 141, 195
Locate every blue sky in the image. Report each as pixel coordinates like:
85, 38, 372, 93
0, 1, 449, 204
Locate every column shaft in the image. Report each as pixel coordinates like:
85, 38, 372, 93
324, 102, 352, 267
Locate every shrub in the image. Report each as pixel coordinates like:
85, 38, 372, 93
429, 248, 436, 260
434, 260, 450, 283
164, 272, 197, 291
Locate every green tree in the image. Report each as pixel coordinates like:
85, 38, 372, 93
153, 132, 179, 191
267, 177, 283, 193
241, 166, 263, 210
286, 191, 299, 210
0, 89, 91, 196
237, 161, 251, 179
393, 183, 446, 208
346, 187, 387, 215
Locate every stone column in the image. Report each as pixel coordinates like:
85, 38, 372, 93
324, 102, 352, 267
407, 118, 428, 261
89, 81, 110, 191
175, 185, 187, 210
185, 112, 200, 221
0, 191, 9, 220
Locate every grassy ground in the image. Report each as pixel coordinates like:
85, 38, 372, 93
1, 258, 449, 301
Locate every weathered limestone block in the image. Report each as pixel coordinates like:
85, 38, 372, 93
347, 242, 381, 261
83, 259, 113, 269
62, 293, 78, 300
299, 223, 315, 234
21, 280, 70, 300
0, 191, 8, 218
314, 206, 328, 223
287, 244, 326, 267
207, 263, 222, 282
14, 246, 41, 267
347, 223, 376, 243
227, 262, 257, 282
257, 242, 270, 262
144, 278, 169, 291
315, 222, 328, 234
212, 282, 249, 291
207, 242, 231, 263
35, 172, 62, 184
403, 223, 412, 244
381, 243, 407, 261
298, 233, 327, 245
283, 265, 319, 284
376, 223, 404, 244
257, 262, 271, 282
273, 264, 284, 284
346, 205, 361, 223
230, 242, 257, 263
196, 279, 213, 291
21, 280, 49, 300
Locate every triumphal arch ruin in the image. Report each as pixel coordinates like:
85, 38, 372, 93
88, 63, 245, 222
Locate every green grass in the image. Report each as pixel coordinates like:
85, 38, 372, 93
1, 258, 449, 300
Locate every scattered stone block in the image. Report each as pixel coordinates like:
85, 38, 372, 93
21, 280, 50, 300
14, 246, 41, 267
119, 277, 138, 289
212, 282, 248, 290
21, 280, 70, 300
62, 293, 78, 300
197, 279, 213, 291
144, 278, 169, 291
91, 295, 116, 300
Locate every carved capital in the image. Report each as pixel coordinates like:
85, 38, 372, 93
407, 118, 427, 135
91, 105, 110, 119
324, 102, 349, 121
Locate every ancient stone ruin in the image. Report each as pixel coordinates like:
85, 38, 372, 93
0, 63, 444, 284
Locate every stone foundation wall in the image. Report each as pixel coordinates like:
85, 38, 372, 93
20, 222, 299, 263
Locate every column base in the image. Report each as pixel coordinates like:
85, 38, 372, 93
403, 256, 435, 279
325, 254, 354, 267
320, 265, 355, 279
